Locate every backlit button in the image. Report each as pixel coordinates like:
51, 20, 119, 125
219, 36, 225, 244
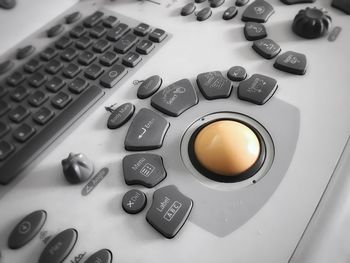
8, 210, 47, 249
192, 120, 262, 178
146, 185, 193, 239
39, 228, 78, 263
124, 108, 169, 151
123, 153, 167, 188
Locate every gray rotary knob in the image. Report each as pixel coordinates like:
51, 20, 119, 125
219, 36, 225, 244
61, 153, 94, 184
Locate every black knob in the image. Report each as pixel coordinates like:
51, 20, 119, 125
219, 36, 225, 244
292, 7, 332, 39
61, 153, 94, 184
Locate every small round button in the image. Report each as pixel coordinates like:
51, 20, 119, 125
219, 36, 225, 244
189, 120, 265, 182
122, 189, 147, 214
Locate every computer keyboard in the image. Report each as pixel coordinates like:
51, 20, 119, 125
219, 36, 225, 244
0, 7, 169, 184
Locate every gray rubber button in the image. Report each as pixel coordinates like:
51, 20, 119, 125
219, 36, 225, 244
252, 38, 281, 59
123, 153, 166, 188
223, 6, 238, 20
85, 249, 112, 263
197, 7, 212, 21
137, 75, 162, 99
146, 185, 193, 239
122, 189, 147, 214
244, 22, 267, 41
39, 228, 78, 263
227, 66, 247, 81
197, 71, 232, 100
241, 0, 275, 23
236, 0, 249, 6
8, 210, 47, 249
273, 51, 307, 75
151, 79, 198, 117
124, 108, 170, 151
209, 0, 225, 8
237, 74, 278, 105
107, 102, 135, 129
181, 3, 196, 16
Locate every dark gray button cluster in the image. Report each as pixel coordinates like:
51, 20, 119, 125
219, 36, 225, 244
122, 189, 147, 214
106, 102, 135, 129
124, 108, 169, 151
223, 6, 238, 20
137, 75, 162, 99
197, 71, 232, 100
197, 7, 212, 21
252, 38, 281, 59
151, 79, 198, 117
238, 74, 278, 105
244, 22, 267, 41
39, 228, 78, 263
227, 66, 247, 81
241, 0, 275, 23
123, 153, 167, 188
274, 51, 307, 75
181, 2, 196, 16
146, 185, 193, 239
85, 249, 112, 263
8, 210, 47, 249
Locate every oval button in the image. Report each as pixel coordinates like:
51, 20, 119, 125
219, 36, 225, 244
85, 249, 113, 263
39, 228, 78, 263
107, 102, 135, 129
137, 75, 162, 99
197, 7, 212, 21
8, 210, 47, 249
181, 3, 196, 16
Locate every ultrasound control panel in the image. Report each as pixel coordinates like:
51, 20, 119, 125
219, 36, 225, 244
0, 0, 349, 262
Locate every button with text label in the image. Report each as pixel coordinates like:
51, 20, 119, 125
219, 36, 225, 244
122, 189, 147, 214
146, 185, 193, 239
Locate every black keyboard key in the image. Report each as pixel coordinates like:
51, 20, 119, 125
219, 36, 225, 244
92, 39, 110, 53
149, 28, 167, 43
136, 39, 155, 55
146, 185, 193, 239
33, 107, 54, 125
78, 51, 96, 66
46, 77, 65, 93
8, 105, 30, 123
0, 100, 11, 116
24, 58, 42, 73
122, 189, 147, 214
75, 36, 92, 50
124, 108, 170, 151
84, 64, 104, 80
103, 16, 118, 28
10, 86, 29, 102
0, 122, 10, 138
222, 6, 238, 20
107, 102, 135, 129
181, 3, 196, 16
45, 59, 63, 74
68, 77, 88, 94
273, 51, 307, 75
114, 33, 138, 54
197, 7, 212, 21
47, 24, 64, 37
0, 141, 15, 161
137, 75, 162, 99
237, 74, 278, 105
61, 47, 78, 62
123, 153, 166, 188
252, 38, 281, 59
151, 79, 199, 117
134, 23, 150, 36
106, 23, 129, 41
28, 72, 47, 88
51, 92, 72, 109
99, 51, 118, 66
62, 63, 81, 79
28, 90, 48, 107
122, 52, 141, 67
84, 11, 104, 27
7, 71, 26, 86
100, 64, 127, 88
65, 11, 81, 24
236, 0, 249, 6
70, 25, 86, 38
90, 25, 107, 38
209, 0, 225, 8
244, 22, 267, 41
40, 47, 58, 61
197, 71, 232, 99
13, 123, 36, 142
56, 36, 73, 49
17, 45, 35, 60
242, 0, 275, 23
227, 66, 247, 81
0, 60, 14, 75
